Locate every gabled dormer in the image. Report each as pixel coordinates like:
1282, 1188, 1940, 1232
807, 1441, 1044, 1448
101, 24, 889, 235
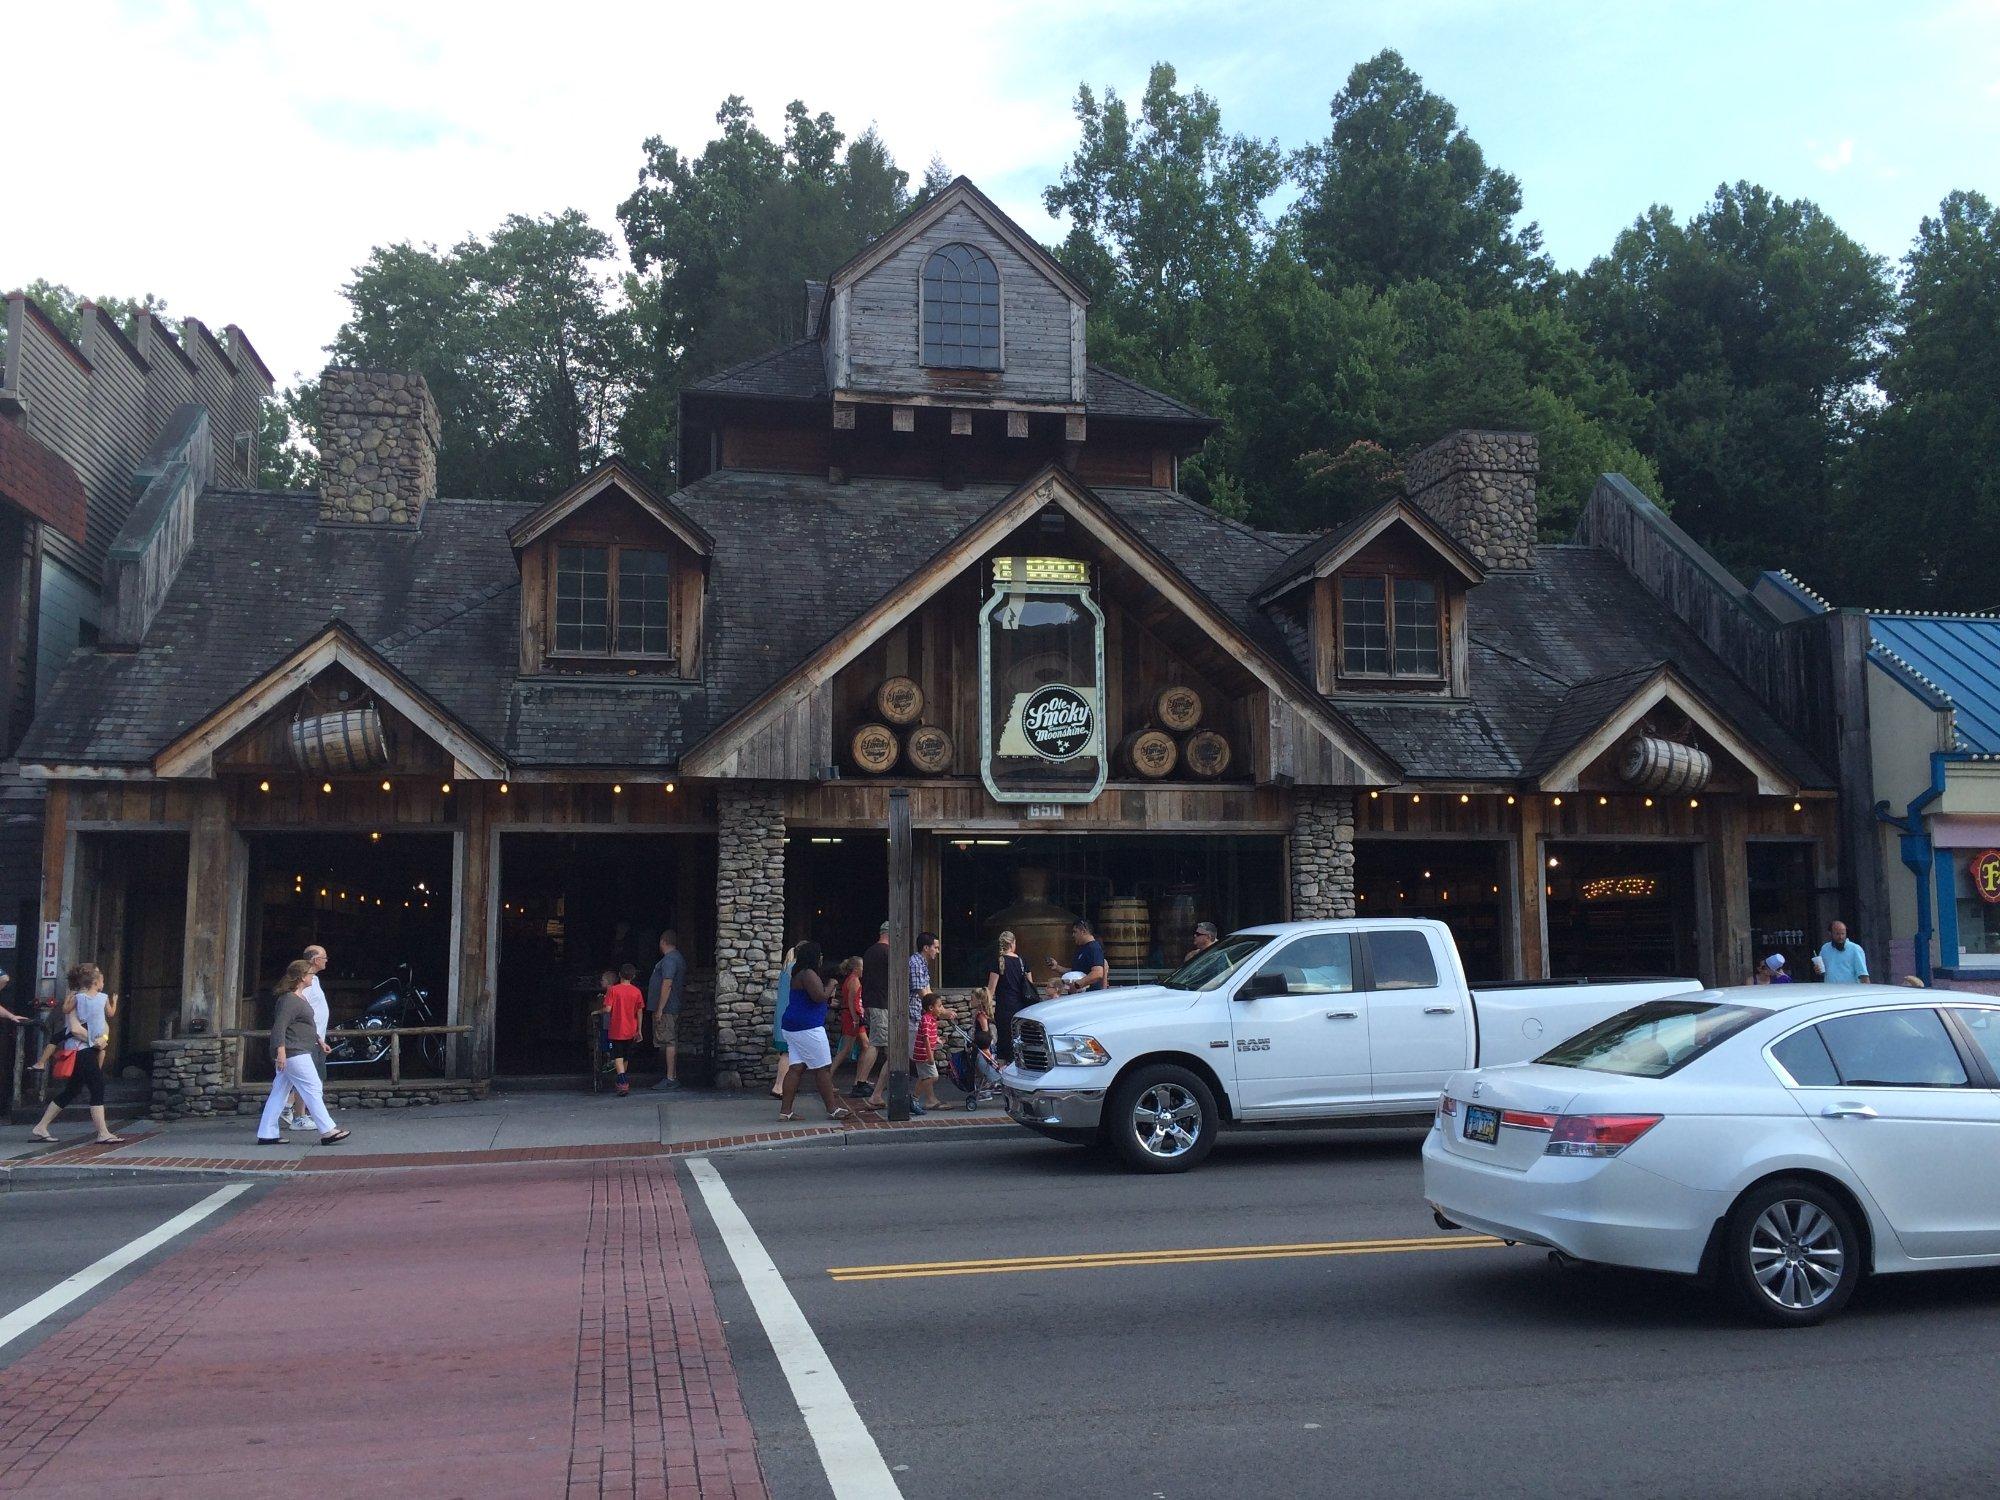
1255, 498, 1486, 698
820, 177, 1089, 417
508, 460, 712, 678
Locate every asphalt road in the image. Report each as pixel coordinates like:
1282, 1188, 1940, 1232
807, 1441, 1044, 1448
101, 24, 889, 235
0, 1178, 267, 1366
689, 1125, 2000, 1500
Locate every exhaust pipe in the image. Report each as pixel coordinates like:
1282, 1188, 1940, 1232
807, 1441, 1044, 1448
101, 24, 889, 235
1432, 1208, 1461, 1232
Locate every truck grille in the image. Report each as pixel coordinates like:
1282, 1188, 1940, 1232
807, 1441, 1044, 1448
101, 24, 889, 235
1014, 1019, 1052, 1073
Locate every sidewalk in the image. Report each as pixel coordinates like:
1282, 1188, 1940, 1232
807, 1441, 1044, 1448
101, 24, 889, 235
3, 1082, 1012, 1178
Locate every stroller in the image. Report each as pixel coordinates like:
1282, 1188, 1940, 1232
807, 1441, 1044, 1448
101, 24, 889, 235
946, 1020, 1004, 1112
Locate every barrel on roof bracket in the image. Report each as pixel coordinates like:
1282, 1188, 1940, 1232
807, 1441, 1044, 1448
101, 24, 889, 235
288, 706, 391, 774
1617, 735, 1711, 795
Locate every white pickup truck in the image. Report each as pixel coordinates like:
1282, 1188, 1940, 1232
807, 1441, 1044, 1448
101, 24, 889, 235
999, 918, 1698, 1172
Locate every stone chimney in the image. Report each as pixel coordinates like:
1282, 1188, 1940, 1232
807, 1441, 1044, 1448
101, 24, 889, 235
1403, 429, 1538, 571
316, 368, 440, 525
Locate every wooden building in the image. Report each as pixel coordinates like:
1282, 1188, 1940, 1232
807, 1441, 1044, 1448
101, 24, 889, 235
15, 181, 1847, 1108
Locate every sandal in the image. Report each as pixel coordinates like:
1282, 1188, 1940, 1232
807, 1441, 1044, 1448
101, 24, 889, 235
29, 1131, 56, 1143
828, 1107, 854, 1121
319, 1129, 351, 1145
94, 1135, 125, 1145
777, 1111, 798, 1122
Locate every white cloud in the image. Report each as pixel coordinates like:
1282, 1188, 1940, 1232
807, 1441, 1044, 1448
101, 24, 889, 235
1813, 137, 1856, 172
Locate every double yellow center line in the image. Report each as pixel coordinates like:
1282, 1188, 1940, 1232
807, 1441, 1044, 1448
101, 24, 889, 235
828, 1233, 1502, 1282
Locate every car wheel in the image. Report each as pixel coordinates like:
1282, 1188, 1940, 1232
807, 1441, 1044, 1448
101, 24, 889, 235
1107, 1064, 1217, 1173
1722, 1178, 1861, 1327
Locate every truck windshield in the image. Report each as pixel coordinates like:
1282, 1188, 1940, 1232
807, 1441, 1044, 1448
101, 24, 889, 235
1536, 999, 1770, 1078
1162, 934, 1273, 992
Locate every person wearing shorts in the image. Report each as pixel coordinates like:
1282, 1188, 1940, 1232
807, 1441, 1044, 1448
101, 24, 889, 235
647, 929, 687, 1092
601, 965, 645, 1097
911, 992, 945, 1110
775, 940, 852, 1122
853, 922, 889, 1100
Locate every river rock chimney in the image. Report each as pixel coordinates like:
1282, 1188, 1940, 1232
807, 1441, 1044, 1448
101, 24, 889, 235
316, 368, 440, 525
1403, 429, 1538, 571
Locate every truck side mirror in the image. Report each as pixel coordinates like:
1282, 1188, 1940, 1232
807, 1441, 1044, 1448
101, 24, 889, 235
1236, 971, 1286, 1001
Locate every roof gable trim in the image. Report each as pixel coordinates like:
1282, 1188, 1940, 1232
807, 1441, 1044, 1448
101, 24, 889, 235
826, 178, 1090, 307
506, 459, 713, 556
1536, 665, 1798, 796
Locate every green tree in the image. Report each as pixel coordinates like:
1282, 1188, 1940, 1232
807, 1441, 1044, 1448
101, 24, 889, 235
326, 211, 627, 500
1043, 62, 1282, 388
617, 97, 915, 480
1289, 50, 1551, 304
1566, 183, 1892, 575
1830, 191, 2000, 607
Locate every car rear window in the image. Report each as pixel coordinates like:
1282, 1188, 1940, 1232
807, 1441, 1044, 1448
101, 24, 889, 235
1536, 999, 1771, 1078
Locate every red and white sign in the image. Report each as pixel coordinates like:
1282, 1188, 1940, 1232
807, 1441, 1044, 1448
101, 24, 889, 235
1972, 850, 2000, 905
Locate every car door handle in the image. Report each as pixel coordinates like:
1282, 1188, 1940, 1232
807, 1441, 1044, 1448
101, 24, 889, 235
1325, 1010, 1359, 1020
1424, 1006, 1456, 1016
1822, 1103, 1879, 1119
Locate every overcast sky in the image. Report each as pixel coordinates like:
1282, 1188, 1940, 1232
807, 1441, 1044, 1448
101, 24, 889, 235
7, 0, 1996, 387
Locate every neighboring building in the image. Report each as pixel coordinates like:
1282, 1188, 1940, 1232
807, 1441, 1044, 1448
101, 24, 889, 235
1758, 570, 2000, 991
17, 182, 1848, 1112
0, 293, 269, 1103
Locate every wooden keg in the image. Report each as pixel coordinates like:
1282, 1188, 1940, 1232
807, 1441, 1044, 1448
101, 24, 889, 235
1617, 735, 1712, 795
876, 676, 924, 726
287, 707, 389, 774
1183, 729, 1232, 780
1155, 684, 1203, 733
850, 722, 900, 774
905, 724, 954, 775
1100, 897, 1150, 972
1118, 728, 1178, 779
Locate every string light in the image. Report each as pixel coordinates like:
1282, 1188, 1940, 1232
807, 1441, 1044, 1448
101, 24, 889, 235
1689, 797, 1700, 809
1791, 800, 1803, 813
1547, 856, 1560, 869
1458, 793, 1469, 804
1597, 795, 1608, 806
1505, 795, 1516, 806
1552, 795, 1563, 807
381, 779, 392, 792
612, 784, 623, 794
1644, 796, 1654, 807
258, 780, 270, 793
370, 831, 380, 842
441, 783, 452, 795
1410, 793, 1421, 804
664, 782, 676, 794
321, 781, 333, 794
499, 782, 510, 795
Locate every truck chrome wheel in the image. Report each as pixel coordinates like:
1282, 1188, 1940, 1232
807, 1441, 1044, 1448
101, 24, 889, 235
1132, 1083, 1202, 1159
1107, 1064, 1218, 1173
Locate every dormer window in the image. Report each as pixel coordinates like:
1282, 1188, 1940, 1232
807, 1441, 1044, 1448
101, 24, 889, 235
1338, 574, 1442, 681
921, 243, 1001, 370
555, 543, 673, 658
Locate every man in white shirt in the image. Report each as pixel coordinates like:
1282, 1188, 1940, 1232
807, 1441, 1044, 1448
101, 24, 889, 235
286, 944, 333, 1129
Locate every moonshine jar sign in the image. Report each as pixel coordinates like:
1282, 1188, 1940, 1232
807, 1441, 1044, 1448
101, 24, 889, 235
980, 557, 1107, 803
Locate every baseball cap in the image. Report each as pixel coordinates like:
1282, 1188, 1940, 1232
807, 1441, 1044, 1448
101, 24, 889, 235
1764, 953, 1786, 972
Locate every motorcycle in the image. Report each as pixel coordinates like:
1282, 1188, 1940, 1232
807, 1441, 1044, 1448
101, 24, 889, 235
325, 964, 446, 1074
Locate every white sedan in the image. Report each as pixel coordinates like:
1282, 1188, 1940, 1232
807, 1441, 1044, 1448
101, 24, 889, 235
1422, 985, 2000, 1325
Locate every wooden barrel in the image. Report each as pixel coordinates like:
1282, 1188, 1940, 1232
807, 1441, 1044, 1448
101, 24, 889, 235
851, 722, 900, 774
1617, 735, 1712, 794
1118, 728, 1178, 779
1156, 684, 1203, 732
876, 676, 923, 726
905, 724, 954, 775
287, 708, 389, 774
1100, 897, 1150, 972
1183, 729, 1232, 780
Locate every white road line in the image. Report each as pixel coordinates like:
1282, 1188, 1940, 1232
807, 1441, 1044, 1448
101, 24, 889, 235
0, 1182, 252, 1355
687, 1157, 901, 1500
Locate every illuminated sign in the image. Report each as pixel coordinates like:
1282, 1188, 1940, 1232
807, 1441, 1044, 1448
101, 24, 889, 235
1580, 876, 1658, 902
1972, 850, 2000, 905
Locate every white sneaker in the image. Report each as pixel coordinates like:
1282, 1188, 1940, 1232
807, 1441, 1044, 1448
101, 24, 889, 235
283, 1115, 309, 1130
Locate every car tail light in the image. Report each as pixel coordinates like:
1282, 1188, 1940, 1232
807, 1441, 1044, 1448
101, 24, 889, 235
1544, 1114, 1662, 1158
1438, 1093, 1457, 1117
1500, 1110, 1558, 1131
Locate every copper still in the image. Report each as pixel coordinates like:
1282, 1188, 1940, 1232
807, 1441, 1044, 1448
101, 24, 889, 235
985, 867, 1077, 987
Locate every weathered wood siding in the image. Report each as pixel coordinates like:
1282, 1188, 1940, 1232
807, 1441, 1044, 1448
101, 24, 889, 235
786, 778, 1293, 831
840, 203, 1078, 404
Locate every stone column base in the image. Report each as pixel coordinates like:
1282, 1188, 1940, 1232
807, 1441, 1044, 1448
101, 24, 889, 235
1291, 791, 1357, 920
150, 1035, 244, 1120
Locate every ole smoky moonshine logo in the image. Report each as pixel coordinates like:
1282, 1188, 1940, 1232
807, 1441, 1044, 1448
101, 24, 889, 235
1020, 684, 1094, 762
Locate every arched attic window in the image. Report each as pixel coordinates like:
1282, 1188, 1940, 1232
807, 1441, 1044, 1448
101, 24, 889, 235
921, 243, 1001, 369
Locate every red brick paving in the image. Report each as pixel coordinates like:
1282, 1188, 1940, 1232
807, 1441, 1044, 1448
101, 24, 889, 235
0, 1162, 769, 1499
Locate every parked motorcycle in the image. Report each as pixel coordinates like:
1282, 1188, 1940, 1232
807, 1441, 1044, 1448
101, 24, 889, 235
326, 964, 446, 1073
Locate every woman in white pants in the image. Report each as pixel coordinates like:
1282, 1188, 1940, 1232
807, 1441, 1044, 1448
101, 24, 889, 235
257, 960, 349, 1146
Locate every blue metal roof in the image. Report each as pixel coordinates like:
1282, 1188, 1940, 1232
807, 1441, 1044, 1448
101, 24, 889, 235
1870, 615, 2000, 753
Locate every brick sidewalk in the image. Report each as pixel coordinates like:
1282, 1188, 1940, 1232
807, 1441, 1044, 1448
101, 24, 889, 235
0, 1163, 768, 1498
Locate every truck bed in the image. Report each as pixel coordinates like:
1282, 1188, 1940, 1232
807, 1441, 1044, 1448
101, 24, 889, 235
1469, 978, 1704, 1069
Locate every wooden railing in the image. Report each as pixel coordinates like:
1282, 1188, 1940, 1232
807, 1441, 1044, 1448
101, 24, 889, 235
225, 1025, 471, 1086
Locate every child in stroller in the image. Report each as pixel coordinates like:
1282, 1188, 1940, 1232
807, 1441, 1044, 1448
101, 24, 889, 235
948, 995, 1004, 1111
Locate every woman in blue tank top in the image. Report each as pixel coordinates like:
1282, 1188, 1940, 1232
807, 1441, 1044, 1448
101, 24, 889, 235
776, 940, 853, 1123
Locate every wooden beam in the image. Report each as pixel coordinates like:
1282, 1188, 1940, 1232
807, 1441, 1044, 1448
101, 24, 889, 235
453, 786, 495, 1080
181, 781, 243, 1034
885, 787, 913, 1120
892, 406, 916, 434
38, 782, 72, 1001
950, 410, 973, 437
1707, 799, 1750, 987
831, 402, 857, 431
1064, 414, 1087, 443
1006, 411, 1029, 439
1514, 796, 1546, 980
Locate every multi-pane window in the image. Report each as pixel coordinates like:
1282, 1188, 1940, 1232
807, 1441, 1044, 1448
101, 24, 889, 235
555, 543, 673, 658
921, 243, 1001, 370
1339, 575, 1443, 680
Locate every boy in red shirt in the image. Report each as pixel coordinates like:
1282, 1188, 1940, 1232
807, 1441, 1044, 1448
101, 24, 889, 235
600, 963, 645, 1096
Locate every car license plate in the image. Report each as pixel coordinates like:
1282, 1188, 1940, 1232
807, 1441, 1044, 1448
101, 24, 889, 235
1463, 1104, 1500, 1145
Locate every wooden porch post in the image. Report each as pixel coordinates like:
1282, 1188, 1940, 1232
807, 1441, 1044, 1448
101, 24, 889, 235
181, 780, 244, 1034
1707, 800, 1751, 989
38, 781, 74, 1001
885, 787, 913, 1121
453, 784, 496, 1080
1514, 796, 1546, 980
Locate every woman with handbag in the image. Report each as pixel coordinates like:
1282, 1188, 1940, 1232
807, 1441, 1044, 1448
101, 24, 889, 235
28, 963, 123, 1145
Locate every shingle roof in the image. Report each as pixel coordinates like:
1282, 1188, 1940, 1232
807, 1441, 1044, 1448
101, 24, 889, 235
1869, 615, 2000, 753
684, 339, 1213, 429
1332, 548, 1830, 788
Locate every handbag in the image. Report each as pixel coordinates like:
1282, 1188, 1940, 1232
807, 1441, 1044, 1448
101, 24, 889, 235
51, 1047, 77, 1080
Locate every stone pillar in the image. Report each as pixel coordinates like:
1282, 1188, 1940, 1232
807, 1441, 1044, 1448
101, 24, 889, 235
1291, 791, 1356, 920
150, 1035, 242, 1120
316, 368, 440, 526
1404, 429, 1538, 571
713, 783, 786, 1088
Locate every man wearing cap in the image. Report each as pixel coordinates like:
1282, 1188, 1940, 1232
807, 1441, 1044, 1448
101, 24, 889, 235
1183, 922, 1219, 965
1760, 953, 1794, 984
850, 921, 890, 1100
